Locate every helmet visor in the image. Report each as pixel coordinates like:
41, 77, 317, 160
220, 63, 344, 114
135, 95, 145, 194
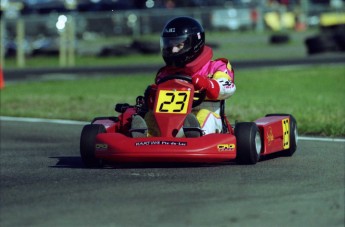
160, 35, 191, 56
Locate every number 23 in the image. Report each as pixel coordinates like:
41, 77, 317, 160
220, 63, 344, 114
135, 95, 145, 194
159, 92, 187, 113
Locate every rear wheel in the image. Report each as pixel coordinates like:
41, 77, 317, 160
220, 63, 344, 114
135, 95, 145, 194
235, 122, 262, 165
80, 124, 106, 168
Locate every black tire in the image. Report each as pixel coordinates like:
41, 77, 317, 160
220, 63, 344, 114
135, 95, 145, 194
265, 114, 298, 156
305, 35, 337, 55
80, 124, 106, 168
131, 40, 160, 54
235, 122, 262, 165
269, 34, 290, 44
333, 31, 345, 51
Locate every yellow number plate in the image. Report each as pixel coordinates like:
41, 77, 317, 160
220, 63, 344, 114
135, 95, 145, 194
156, 90, 190, 114
282, 118, 290, 149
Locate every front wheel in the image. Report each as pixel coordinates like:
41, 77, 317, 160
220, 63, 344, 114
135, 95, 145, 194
80, 124, 106, 168
235, 122, 262, 165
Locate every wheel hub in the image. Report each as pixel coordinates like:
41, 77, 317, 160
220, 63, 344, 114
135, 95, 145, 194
255, 131, 262, 155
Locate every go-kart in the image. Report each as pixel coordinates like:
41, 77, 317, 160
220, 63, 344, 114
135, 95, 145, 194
80, 74, 297, 167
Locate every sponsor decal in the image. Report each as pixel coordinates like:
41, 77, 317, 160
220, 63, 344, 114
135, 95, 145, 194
267, 127, 274, 146
217, 144, 235, 152
222, 80, 232, 89
135, 141, 187, 146
165, 28, 175, 33
95, 143, 108, 151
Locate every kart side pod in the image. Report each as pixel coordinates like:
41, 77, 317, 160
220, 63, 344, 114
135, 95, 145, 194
255, 114, 298, 157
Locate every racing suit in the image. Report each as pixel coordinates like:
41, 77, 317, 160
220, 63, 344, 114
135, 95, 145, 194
147, 45, 236, 136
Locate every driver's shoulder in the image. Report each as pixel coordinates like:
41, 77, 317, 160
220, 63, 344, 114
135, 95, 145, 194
211, 58, 230, 68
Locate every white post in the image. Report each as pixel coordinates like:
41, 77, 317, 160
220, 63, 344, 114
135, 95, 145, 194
0, 18, 5, 68
59, 26, 67, 67
67, 15, 75, 67
16, 17, 25, 68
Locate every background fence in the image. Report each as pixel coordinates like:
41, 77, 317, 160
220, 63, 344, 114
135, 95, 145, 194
1, 1, 344, 68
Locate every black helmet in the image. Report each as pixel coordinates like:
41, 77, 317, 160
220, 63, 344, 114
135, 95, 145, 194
160, 17, 205, 67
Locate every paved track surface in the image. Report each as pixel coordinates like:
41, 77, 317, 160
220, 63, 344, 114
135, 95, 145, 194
1, 120, 344, 226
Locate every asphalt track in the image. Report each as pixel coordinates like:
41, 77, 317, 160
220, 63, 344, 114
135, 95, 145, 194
1, 118, 344, 227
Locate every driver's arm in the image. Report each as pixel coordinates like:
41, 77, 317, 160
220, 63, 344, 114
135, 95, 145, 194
212, 70, 236, 100
192, 61, 235, 100
192, 72, 235, 100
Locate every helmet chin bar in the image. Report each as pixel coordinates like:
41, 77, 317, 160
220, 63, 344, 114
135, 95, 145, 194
163, 54, 185, 67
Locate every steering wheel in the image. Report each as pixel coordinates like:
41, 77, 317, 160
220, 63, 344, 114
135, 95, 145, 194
156, 74, 206, 108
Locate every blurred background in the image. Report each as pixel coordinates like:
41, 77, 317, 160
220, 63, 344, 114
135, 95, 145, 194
1, 0, 344, 68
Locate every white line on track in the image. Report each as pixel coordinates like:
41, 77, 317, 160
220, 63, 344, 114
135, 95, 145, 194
0, 116, 88, 125
298, 136, 345, 143
1, 116, 345, 143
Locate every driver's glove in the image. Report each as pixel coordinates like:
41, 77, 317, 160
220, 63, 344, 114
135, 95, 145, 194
192, 75, 220, 100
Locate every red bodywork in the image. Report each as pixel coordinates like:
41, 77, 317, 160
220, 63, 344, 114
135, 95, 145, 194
90, 79, 293, 163
255, 116, 292, 155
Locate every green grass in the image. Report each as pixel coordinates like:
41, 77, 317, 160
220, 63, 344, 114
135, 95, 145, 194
230, 65, 345, 137
1, 65, 344, 137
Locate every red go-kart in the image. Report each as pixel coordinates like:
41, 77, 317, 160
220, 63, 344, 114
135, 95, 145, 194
80, 75, 297, 167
